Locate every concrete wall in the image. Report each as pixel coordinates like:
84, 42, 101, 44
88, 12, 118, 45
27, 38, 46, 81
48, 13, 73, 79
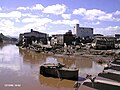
79, 27, 93, 38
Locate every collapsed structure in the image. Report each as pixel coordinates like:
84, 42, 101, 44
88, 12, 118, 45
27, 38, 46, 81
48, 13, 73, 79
92, 36, 116, 49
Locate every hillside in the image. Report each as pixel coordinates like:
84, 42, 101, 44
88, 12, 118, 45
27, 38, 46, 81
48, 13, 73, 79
0, 33, 18, 43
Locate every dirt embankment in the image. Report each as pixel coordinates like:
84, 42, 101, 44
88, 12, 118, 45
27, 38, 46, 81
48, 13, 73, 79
76, 48, 120, 63
54, 46, 120, 63
20, 44, 120, 63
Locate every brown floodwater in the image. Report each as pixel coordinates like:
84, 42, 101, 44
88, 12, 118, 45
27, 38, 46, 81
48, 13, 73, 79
0, 44, 104, 90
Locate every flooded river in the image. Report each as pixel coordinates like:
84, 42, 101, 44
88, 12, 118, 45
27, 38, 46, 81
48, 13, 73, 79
0, 44, 105, 90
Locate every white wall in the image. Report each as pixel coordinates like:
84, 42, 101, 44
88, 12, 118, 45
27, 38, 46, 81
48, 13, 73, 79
75, 24, 93, 38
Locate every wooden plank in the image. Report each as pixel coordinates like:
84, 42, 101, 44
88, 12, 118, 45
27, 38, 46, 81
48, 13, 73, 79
104, 69, 120, 75
95, 80, 120, 86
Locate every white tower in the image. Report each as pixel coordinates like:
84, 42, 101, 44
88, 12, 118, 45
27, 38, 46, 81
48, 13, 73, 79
74, 24, 79, 37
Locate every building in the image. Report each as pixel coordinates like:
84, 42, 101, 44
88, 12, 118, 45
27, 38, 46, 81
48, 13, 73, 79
92, 36, 116, 49
114, 34, 120, 48
18, 29, 48, 47
115, 34, 120, 39
64, 30, 75, 45
51, 34, 64, 46
74, 24, 93, 38
115, 34, 120, 44
50, 30, 75, 46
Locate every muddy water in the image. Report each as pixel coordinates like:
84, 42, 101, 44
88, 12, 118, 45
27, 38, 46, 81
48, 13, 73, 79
0, 44, 104, 90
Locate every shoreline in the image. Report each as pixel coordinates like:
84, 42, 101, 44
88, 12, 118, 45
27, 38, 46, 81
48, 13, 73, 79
19, 46, 117, 64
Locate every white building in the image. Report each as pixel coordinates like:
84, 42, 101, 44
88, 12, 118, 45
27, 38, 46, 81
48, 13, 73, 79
74, 24, 93, 38
50, 34, 64, 45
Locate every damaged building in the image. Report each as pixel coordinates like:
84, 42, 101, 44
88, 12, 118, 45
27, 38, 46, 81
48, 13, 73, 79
92, 36, 116, 49
18, 29, 48, 47
50, 30, 75, 46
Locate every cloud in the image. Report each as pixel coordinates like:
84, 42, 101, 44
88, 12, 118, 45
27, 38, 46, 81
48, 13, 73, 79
0, 19, 20, 36
15, 18, 20, 22
0, 19, 14, 26
94, 26, 120, 35
93, 21, 100, 25
17, 4, 44, 10
73, 8, 86, 15
17, 4, 67, 15
22, 17, 79, 29
106, 26, 120, 31
0, 11, 21, 18
113, 10, 120, 15
21, 17, 52, 33
85, 21, 100, 25
22, 17, 52, 24
22, 18, 37, 23
0, 18, 49, 37
61, 14, 71, 19
52, 19, 79, 27
22, 13, 39, 18
73, 8, 118, 21
17, 7, 29, 10
43, 4, 67, 15
32, 4, 44, 10
97, 14, 113, 21
21, 23, 47, 32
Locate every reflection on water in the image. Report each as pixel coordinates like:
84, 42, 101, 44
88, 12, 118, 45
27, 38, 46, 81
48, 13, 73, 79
39, 75, 75, 88
0, 44, 21, 71
45, 57, 58, 64
0, 44, 104, 90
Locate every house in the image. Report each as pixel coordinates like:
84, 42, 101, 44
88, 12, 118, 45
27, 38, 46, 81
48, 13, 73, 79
50, 30, 75, 46
18, 29, 48, 47
51, 34, 64, 46
92, 36, 116, 49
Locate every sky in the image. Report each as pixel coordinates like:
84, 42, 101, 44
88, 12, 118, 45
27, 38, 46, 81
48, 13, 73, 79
0, 0, 120, 37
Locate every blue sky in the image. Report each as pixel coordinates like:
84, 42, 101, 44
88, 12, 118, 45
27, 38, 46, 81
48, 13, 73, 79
0, 0, 120, 37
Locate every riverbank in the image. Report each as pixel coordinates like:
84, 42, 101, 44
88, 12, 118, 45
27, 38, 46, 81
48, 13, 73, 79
18, 44, 120, 64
